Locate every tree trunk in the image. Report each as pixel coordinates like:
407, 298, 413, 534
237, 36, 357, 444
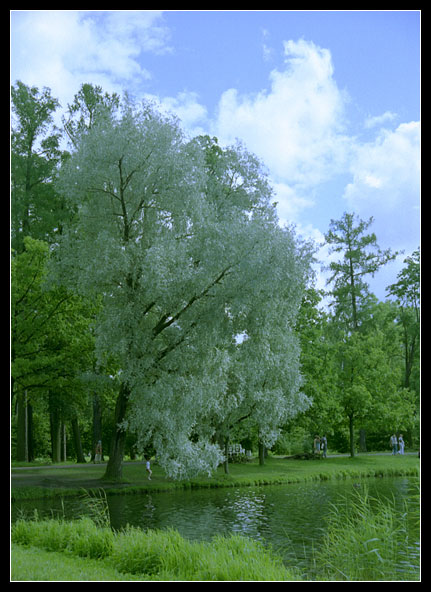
27, 403, 34, 462
349, 414, 355, 457
359, 428, 367, 452
16, 391, 28, 462
103, 383, 129, 481
223, 436, 229, 474
61, 422, 67, 461
50, 411, 62, 463
92, 393, 103, 462
71, 416, 86, 463
258, 440, 266, 466
49, 392, 62, 463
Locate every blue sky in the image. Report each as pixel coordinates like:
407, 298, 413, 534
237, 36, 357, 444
11, 10, 420, 299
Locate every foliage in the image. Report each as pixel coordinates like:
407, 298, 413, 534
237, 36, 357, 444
53, 96, 313, 478
12, 237, 94, 397
319, 213, 416, 455
10, 80, 420, 473
314, 484, 420, 580
12, 516, 113, 559
11, 81, 69, 253
324, 212, 398, 331
12, 518, 296, 581
11, 235, 101, 462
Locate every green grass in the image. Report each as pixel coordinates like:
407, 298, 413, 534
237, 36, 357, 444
11, 518, 298, 581
11, 545, 143, 581
312, 484, 420, 581
11, 454, 420, 500
11, 479, 420, 582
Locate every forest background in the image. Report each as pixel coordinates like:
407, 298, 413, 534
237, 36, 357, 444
11, 82, 420, 481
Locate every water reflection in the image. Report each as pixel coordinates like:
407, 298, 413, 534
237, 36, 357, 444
12, 476, 419, 574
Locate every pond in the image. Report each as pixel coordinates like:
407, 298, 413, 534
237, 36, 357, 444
12, 476, 419, 578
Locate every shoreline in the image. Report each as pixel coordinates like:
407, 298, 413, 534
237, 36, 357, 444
11, 454, 420, 502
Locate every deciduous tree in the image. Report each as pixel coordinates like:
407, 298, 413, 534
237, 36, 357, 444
54, 100, 312, 479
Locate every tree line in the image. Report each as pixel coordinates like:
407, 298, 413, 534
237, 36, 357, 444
11, 81, 420, 479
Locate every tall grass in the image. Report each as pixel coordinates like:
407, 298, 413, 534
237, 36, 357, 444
12, 516, 114, 560
79, 488, 111, 527
313, 484, 420, 581
11, 479, 420, 581
11, 517, 297, 581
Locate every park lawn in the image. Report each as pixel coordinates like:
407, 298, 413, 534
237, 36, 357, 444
117, 453, 420, 491
11, 454, 419, 500
11, 544, 143, 581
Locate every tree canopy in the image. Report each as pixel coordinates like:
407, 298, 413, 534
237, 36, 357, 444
11, 81, 420, 473
52, 95, 313, 478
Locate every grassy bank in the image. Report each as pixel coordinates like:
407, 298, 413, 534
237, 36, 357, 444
11, 518, 297, 581
11, 480, 420, 581
11, 454, 420, 500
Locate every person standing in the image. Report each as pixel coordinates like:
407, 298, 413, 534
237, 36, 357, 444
94, 440, 102, 463
390, 434, 398, 455
314, 435, 321, 456
398, 434, 405, 455
145, 458, 152, 480
321, 435, 328, 458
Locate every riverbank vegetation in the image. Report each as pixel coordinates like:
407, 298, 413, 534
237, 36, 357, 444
314, 484, 420, 581
12, 517, 297, 581
11, 454, 419, 500
11, 479, 419, 581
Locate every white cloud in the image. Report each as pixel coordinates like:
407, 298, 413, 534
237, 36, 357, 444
11, 10, 171, 107
344, 121, 420, 252
210, 38, 351, 227
364, 111, 397, 129
143, 91, 209, 138
271, 182, 315, 227
11, 16, 419, 292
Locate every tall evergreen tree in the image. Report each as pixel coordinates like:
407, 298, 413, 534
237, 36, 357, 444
324, 213, 398, 455
324, 212, 397, 331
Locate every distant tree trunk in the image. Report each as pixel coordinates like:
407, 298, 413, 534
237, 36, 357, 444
27, 403, 34, 461
258, 440, 266, 466
223, 436, 229, 474
16, 391, 27, 462
50, 410, 62, 463
349, 414, 355, 458
15, 391, 34, 462
359, 428, 367, 453
61, 422, 67, 461
103, 383, 129, 481
71, 416, 86, 463
92, 393, 103, 462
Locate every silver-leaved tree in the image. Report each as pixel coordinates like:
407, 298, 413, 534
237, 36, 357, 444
54, 96, 313, 480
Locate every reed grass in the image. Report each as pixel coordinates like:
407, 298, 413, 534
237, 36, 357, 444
11, 517, 297, 581
12, 481, 420, 582
312, 483, 420, 581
